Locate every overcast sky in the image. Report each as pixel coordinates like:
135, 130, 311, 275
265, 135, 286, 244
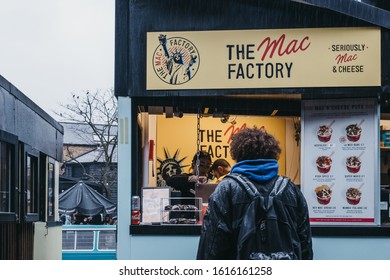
0, 0, 115, 119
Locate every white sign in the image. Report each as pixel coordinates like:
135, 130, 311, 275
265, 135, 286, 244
301, 98, 379, 226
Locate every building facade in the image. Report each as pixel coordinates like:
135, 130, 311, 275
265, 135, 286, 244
0, 74, 63, 259
115, 0, 390, 259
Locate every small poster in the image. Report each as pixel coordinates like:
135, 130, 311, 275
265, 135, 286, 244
301, 98, 380, 226
142, 187, 171, 223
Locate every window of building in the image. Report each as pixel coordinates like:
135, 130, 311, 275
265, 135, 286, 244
0, 141, 12, 213
62, 230, 94, 251
0, 131, 17, 222
75, 230, 94, 250
20, 147, 39, 222
47, 161, 55, 221
98, 230, 116, 250
73, 165, 83, 178
26, 154, 38, 215
62, 230, 76, 250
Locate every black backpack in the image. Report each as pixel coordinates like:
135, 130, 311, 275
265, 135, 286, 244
226, 173, 300, 260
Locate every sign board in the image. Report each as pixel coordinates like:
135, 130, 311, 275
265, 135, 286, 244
147, 27, 381, 90
301, 98, 380, 226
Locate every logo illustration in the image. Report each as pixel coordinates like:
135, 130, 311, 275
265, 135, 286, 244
152, 34, 200, 85
157, 148, 189, 186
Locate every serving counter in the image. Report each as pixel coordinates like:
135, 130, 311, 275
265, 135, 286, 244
127, 224, 390, 259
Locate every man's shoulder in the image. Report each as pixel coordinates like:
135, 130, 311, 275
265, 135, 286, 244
219, 173, 244, 186
215, 174, 252, 198
211, 174, 241, 191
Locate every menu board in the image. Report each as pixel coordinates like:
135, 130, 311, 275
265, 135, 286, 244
301, 98, 380, 226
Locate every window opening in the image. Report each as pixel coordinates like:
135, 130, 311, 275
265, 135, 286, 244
0, 142, 11, 212
98, 230, 116, 250
47, 162, 55, 220
75, 230, 94, 250
62, 230, 76, 250
26, 155, 38, 214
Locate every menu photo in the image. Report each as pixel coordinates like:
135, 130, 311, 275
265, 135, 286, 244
301, 98, 380, 226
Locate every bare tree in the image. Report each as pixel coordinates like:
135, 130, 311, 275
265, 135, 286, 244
57, 88, 118, 199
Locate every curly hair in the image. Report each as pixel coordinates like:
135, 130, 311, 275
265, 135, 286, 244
230, 127, 281, 162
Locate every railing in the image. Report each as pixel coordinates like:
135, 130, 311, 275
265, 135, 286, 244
62, 224, 117, 260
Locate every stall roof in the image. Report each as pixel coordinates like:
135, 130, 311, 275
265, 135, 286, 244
115, 0, 390, 99
291, 0, 390, 29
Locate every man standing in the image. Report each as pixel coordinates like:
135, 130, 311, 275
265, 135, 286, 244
197, 127, 313, 260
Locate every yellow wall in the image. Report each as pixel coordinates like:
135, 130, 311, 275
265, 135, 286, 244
155, 115, 286, 186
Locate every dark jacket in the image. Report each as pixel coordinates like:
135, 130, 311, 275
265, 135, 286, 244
196, 175, 313, 260
166, 173, 195, 197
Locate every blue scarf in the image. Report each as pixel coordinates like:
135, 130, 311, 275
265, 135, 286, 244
230, 159, 279, 183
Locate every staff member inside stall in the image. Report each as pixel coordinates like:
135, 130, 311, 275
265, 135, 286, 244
166, 151, 212, 197
209, 159, 231, 183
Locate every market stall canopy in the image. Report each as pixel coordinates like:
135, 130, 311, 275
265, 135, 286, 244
59, 181, 116, 216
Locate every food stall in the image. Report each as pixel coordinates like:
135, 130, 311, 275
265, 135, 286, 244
115, 0, 390, 259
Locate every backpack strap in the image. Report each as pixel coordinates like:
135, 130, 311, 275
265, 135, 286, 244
227, 173, 289, 198
225, 173, 259, 199
270, 176, 290, 197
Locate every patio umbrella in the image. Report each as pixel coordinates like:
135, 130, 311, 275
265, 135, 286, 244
59, 181, 116, 216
